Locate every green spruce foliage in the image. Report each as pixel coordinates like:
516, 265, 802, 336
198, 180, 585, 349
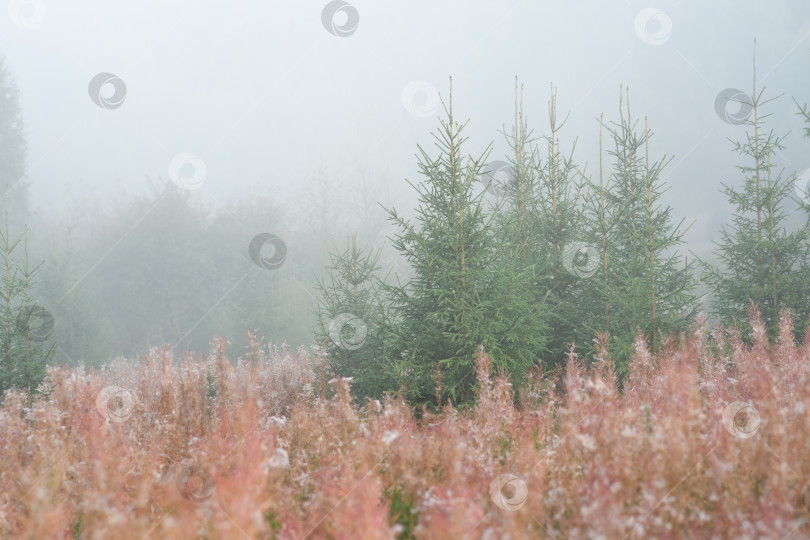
711, 58, 810, 340
583, 89, 700, 372
0, 192, 53, 399
314, 235, 396, 402
499, 83, 586, 367
383, 84, 549, 406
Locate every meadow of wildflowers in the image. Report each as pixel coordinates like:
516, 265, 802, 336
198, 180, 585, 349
1, 312, 809, 539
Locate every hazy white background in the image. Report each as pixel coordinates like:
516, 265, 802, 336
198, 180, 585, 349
2, 0, 810, 255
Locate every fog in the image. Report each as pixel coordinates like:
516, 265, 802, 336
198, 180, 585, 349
2, 1, 809, 365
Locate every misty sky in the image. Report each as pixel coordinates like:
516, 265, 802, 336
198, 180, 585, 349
2, 1, 810, 256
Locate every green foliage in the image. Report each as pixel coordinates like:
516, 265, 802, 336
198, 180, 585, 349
795, 98, 810, 141
264, 510, 282, 538
0, 194, 53, 399
582, 89, 700, 374
314, 235, 397, 402
382, 86, 549, 406
498, 82, 587, 366
386, 485, 419, 539
710, 75, 810, 340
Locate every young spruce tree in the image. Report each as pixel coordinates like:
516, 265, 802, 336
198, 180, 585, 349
315, 234, 396, 402
0, 191, 53, 400
711, 52, 810, 340
583, 88, 700, 372
385, 82, 549, 407
499, 82, 586, 366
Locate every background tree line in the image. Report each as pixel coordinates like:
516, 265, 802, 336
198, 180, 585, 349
0, 56, 398, 398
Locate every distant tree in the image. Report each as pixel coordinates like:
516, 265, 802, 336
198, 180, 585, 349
710, 60, 810, 340
383, 83, 550, 406
314, 235, 396, 402
0, 58, 30, 229
37, 215, 110, 367
0, 192, 53, 399
795, 97, 810, 216
84, 181, 216, 356
207, 187, 311, 353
